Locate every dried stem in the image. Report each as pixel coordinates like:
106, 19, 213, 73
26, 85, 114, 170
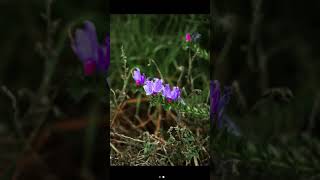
187, 48, 199, 90
307, 93, 320, 134
247, 0, 263, 70
111, 132, 145, 143
1, 86, 24, 142
149, 58, 164, 80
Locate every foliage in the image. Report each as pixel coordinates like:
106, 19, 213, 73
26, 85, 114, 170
110, 14, 210, 166
111, 125, 209, 166
211, 129, 320, 179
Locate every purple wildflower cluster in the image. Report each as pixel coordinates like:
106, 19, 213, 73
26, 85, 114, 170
210, 80, 231, 128
132, 68, 181, 102
71, 20, 110, 76
144, 78, 164, 96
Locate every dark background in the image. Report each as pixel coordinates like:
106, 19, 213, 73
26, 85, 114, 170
0, 0, 108, 179
1, 0, 320, 179
212, 0, 320, 140
211, 0, 320, 179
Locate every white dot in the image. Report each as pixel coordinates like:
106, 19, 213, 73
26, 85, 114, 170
162, 176, 165, 178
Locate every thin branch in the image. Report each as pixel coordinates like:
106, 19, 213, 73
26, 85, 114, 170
110, 142, 123, 155
1, 86, 24, 141
111, 132, 145, 143
149, 58, 164, 80
247, 0, 264, 70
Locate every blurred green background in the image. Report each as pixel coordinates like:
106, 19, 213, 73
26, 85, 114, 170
110, 14, 209, 91
110, 14, 210, 166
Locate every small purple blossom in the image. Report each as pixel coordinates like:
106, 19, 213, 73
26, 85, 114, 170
71, 20, 109, 76
185, 32, 201, 43
210, 80, 231, 128
185, 33, 191, 42
162, 84, 181, 102
132, 68, 146, 86
143, 78, 164, 95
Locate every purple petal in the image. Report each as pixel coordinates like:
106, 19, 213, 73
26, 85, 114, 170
140, 74, 146, 85
83, 21, 99, 61
153, 78, 163, 93
143, 80, 153, 95
210, 80, 220, 115
210, 80, 232, 128
162, 84, 171, 98
97, 35, 110, 73
104, 35, 110, 71
133, 68, 141, 81
71, 21, 99, 63
72, 29, 93, 61
171, 87, 181, 100
97, 45, 108, 73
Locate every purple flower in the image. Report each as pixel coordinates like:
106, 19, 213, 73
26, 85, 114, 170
185, 33, 191, 42
185, 32, 201, 43
71, 20, 109, 76
210, 80, 231, 128
153, 78, 164, 94
172, 87, 181, 100
162, 84, 171, 98
132, 68, 146, 86
143, 78, 164, 96
162, 84, 181, 102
